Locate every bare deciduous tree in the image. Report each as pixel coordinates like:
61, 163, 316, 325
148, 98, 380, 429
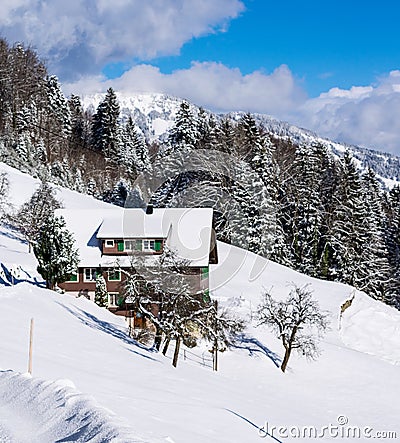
257, 284, 329, 372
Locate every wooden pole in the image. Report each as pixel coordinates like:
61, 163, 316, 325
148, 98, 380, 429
28, 318, 34, 375
213, 300, 218, 371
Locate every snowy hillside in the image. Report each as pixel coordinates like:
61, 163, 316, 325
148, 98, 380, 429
81, 91, 400, 185
1, 162, 400, 442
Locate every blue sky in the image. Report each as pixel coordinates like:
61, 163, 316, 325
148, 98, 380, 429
1, 0, 400, 154
102, 0, 400, 98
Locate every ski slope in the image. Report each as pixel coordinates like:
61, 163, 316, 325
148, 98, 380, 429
0, 162, 399, 442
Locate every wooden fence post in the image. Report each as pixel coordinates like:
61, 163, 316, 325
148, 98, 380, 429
28, 318, 34, 375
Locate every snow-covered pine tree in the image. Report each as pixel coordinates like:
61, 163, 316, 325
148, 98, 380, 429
91, 87, 122, 163
119, 117, 139, 177
357, 168, 393, 300
95, 274, 108, 307
329, 151, 368, 287
215, 116, 236, 153
121, 117, 151, 175
283, 143, 331, 275
68, 94, 86, 151
236, 112, 263, 160
43, 76, 71, 161
45, 75, 71, 136
103, 180, 129, 207
384, 184, 400, 307
196, 107, 220, 150
34, 214, 79, 290
12, 181, 62, 252
168, 101, 199, 151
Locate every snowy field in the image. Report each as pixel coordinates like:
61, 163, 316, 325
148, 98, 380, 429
0, 162, 399, 442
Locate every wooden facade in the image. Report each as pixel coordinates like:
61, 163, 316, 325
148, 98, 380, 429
59, 262, 210, 315
101, 238, 165, 256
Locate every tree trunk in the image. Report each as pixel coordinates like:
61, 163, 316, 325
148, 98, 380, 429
213, 343, 218, 371
154, 326, 163, 351
281, 326, 298, 373
172, 336, 181, 368
162, 337, 170, 356
281, 346, 292, 373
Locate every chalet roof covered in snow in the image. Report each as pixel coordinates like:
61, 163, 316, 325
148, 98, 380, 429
57, 207, 214, 268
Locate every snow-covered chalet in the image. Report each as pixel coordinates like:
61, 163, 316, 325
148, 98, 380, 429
58, 206, 218, 315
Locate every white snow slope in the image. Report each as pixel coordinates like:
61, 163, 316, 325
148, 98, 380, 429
0, 162, 400, 443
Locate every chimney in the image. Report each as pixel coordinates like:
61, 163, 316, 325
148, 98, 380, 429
146, 204, 154, 215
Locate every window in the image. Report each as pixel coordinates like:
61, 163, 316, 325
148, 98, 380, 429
108, 293, 119, 306
105, 239, 114, 248
84, 268, 97, 282
143, 239, 155, 251
124, 240, 135, 251
66, 271, 79, 283
108, 270, 121, 281
124, 240, 141, 251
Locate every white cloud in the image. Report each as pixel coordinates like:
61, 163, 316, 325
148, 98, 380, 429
63, 64, 400, 156
0, 0, 244, 80
63, 62, 307, 117
293, 71, 400, 155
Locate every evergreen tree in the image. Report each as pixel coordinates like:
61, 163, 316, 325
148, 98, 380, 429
120, 117, 151, 175
168, 101, 199, 151
91, 87, 121, 162
329, 152, 368, 287
196, 107, 220, 150
236, 113, 262, 160
12, 181, 62, 251
103, 180, 129, 207
216, 116, 236, 153
34, 214, 79, 290
95, 274, 108, 307
68, 94, 86, 150
384, 185, 400, 307
45, 75, 71, 136
358, 168, 393, 300
284, 143, 331, 275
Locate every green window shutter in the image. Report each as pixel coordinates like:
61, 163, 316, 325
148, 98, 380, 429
108, 270, 121, 281
201, 267, 209, 279
117, 241, 124, 251
68, 273, 78, 282
154, 240, 162, 251
202, 289, 211, 303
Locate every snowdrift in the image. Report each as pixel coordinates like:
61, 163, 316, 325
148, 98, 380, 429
0, 370, 143, 443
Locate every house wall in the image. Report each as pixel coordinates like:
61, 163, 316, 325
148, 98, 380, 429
59, 268, 125, 297
59, 266, 209, 301
101, 238, 164, 256
59, 267, 209, 324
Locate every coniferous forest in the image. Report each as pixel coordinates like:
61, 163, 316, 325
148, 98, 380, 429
0, 39, 399, 309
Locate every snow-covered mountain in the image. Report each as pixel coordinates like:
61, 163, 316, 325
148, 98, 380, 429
1, 161, 400, 442
82, 91, 400, 186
